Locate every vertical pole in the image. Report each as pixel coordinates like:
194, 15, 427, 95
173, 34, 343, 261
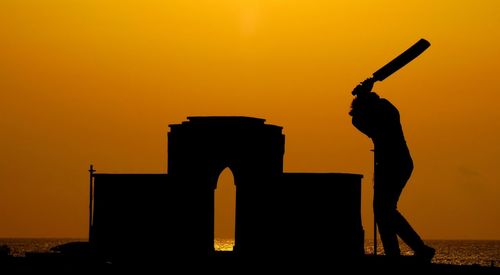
374, 215, 377, 256
372, 149, 377, 256
89, 164, 96, 242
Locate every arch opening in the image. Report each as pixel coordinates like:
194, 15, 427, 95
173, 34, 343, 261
214, 167, 236, 251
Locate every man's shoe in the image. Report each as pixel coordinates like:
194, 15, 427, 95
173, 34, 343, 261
415, 245, 435, 263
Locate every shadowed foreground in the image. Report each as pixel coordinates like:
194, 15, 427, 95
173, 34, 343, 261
1, 249, 499, 274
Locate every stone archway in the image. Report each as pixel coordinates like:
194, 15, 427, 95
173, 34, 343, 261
167, 116, 285, 255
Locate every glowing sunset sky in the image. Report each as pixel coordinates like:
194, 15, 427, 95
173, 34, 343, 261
0, 0, 499, 240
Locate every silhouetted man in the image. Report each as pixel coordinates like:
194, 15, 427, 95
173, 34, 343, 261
349, 78, 435, 261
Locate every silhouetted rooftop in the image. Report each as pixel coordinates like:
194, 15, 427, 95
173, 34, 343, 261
187, 116, 266, 124
169, 116, 282, 131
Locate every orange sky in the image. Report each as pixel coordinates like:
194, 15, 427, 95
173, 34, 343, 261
0, 0, 499, 240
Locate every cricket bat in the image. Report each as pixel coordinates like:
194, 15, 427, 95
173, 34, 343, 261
352, 39, 431, 95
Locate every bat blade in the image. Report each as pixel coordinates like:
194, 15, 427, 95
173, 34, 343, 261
373, 39, 431, 81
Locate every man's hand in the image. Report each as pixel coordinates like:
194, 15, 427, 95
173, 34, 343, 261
352, 77, 375, 96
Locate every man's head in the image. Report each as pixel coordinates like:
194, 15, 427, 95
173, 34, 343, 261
349, 91, 381, 117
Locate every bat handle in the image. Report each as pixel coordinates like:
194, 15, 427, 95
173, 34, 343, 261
352, 77, 376, 96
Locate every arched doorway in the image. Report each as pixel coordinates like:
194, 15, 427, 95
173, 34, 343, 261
214, 167, 236, 251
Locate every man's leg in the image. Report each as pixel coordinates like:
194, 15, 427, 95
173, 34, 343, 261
393, 210, 425, 250
374, 185, 401, 256
392, 202, 435, 261
391, 170, 435, 261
